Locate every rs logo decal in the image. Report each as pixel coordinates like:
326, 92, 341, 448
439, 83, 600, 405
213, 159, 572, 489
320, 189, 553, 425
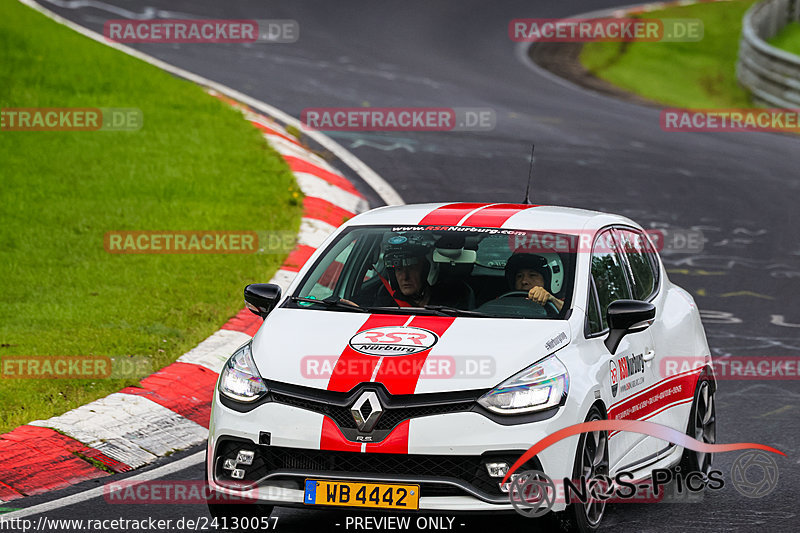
349, 327, 438, 356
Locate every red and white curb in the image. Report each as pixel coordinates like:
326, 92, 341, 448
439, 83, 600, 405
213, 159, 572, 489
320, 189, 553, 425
0, 96, 369, 503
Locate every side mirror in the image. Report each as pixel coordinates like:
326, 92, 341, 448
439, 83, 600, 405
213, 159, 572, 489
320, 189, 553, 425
244, 283, 282, 318
604, 300, 656, 354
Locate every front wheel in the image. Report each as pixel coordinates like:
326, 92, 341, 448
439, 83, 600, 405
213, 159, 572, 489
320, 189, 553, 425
679, 378, 716, 475
555, 404, 609, 533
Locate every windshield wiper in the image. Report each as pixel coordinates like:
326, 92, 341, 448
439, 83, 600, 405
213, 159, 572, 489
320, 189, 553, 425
423, 305, 494, 318
291, 296, 368, 312
362, 306, 449, 316
362, 305, 493, 318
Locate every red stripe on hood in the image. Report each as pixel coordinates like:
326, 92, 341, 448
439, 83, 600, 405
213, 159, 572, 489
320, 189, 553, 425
418, 203, 487, 226
326, 314, 411, 393
320, 416, 362, 452
365, 420, 409, 454
460, 203, 537, 228
372, 316, 456, 395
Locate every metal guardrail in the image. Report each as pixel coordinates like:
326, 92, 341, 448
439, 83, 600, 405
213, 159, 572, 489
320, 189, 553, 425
737, 0, 800, 107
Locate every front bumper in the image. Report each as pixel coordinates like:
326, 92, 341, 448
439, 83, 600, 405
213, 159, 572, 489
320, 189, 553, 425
208, 387, 583, 512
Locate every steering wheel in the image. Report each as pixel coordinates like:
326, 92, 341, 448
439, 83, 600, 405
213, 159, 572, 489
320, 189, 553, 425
497, 290, 560, 316
497, 290, 537, 301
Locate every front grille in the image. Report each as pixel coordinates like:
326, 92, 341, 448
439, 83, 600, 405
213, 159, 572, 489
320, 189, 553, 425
270, 389, 475, 431
372, 402, 475, 430
272, 392, 357, 429
215, 440, 540, 499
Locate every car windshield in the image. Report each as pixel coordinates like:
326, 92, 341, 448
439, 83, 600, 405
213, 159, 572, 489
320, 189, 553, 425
288, 225, 577, 319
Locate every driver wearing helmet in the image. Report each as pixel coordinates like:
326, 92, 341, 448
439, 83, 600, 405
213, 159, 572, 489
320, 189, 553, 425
504, 253, 564, 312
382, 235, 435, 307
345, 233, 471, 309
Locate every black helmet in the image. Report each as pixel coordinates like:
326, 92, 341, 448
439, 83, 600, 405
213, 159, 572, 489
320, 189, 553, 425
504, 253, 551, 290
383, 234, 430, 269
383, 234, 433, 293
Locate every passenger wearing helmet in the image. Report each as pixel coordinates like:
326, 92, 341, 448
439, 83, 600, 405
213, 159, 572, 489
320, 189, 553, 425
504, 253, 564, 312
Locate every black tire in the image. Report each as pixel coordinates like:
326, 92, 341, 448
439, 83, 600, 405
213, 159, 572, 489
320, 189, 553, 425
555, 404, 609, 533
679, 378, 716, 475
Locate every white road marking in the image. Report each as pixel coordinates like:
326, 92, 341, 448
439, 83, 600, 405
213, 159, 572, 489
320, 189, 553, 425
1, 450, 204, 519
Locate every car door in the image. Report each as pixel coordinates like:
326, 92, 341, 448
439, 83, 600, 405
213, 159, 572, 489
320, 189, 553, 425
615, 227, 686, 456
587, 228, 658, 473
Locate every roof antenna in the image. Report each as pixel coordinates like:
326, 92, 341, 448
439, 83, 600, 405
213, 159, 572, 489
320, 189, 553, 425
523, 143, 535, 204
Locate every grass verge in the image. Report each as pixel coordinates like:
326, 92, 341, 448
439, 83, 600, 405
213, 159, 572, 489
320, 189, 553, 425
769, 21, 800, 56
0, 0, 304, 433
580, 0, 758, 108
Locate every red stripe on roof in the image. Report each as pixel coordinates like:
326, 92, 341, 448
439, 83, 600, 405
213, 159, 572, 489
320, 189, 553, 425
302, 197, 355, 227
372, 316, 456, 395
460, 203, 537, 228
283, 245, 317, 272
0, 426, 118, 497
120, 362, 219, 428
284, 156, 364, 198
417, 203, 488, 226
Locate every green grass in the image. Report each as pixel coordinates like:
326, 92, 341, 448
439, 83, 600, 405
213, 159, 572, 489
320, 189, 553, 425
0, 1, 304, 432
769, 21, 800, 56
580, 0, 758, 107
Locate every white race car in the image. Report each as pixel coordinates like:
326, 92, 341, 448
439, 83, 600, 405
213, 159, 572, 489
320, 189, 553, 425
206, 203, 716, 531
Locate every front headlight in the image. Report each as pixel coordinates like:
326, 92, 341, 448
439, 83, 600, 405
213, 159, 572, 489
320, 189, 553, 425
218, 343, 268, 402
478, 354, 569, 414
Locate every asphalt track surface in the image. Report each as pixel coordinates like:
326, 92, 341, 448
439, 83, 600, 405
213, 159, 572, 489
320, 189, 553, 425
10, 0, 800, 531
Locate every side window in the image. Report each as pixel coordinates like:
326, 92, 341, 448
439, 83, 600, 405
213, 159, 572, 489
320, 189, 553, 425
305, 238, 356, 299
587, 277, 603, 334
590, 230, 632, 331
616, 228, 659, 301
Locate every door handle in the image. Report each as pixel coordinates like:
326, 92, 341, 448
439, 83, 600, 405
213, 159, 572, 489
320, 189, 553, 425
643, 350, 656, 362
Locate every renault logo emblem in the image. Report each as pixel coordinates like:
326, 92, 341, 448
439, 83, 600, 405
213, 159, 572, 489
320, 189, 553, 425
351, 391, 382, 432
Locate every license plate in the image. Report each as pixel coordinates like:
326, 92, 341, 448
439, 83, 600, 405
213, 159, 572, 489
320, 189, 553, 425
304, 479, 419, 510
